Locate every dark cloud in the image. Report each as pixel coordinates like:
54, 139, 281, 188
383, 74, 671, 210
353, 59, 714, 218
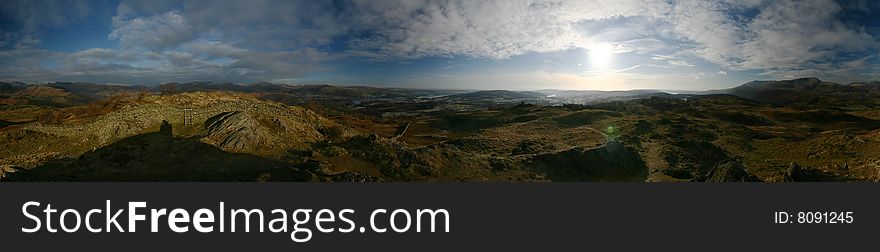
0, 0, 94, 48
114, 0, 346, 49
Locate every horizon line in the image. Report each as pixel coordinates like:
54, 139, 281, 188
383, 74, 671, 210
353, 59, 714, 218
2, 77, 877, 93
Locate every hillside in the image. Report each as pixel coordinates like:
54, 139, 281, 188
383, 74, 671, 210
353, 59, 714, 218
712, 78, 880, 108
2, 78, 880, 182
0, 92, 337, 172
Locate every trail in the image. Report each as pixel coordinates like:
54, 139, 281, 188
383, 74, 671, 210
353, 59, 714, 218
391, 120, 413, 141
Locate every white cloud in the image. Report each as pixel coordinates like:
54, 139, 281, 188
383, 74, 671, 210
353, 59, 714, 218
110, 11, 194, 50
0, 40, 330, 84
344, 0, 878, 80
651, 55, 695, 68
0, 48, 61, 80
670, 0, 877, 78
345, 0, 672, 59
738, 0, 876, 70
2, 0, 880, 86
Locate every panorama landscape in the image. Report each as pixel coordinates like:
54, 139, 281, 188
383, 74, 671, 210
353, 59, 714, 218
2, 0, 880, 182
3, 78, 880, 182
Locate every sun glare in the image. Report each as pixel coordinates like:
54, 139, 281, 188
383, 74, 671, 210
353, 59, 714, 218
589, 43, 613, 69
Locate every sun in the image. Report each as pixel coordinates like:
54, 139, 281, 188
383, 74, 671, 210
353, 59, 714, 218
588, 43, 614, 69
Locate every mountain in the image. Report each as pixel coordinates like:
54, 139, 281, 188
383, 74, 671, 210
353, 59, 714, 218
849, 81, 880, 93
3, 121, 313, 182
155, 82, 252, 93
711, 78, 880, 108
0, 82, 148, 107
46, 82, 147, 98
201, 108, 333, 157
0, 81, 27, 93
0, 91, 337, 167
9, 84, 83, 107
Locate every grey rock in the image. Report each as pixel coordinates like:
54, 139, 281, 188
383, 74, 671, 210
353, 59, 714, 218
707, 160, 760, 182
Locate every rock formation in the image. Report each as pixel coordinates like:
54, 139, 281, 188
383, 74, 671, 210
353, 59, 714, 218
530, 141, 648, 181
706, 160, 760, 182
202, 111, 270, 153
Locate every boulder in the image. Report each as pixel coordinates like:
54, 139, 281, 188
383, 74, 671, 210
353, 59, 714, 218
786, 161, 802, 181
706, 160, 760, 182
530, 141, 648, 181
203, 111, 267, 153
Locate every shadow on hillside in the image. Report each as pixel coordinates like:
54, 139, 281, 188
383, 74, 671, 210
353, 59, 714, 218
0, 119, 27, 129
5, 123, 311, 182
792, 168, 849, 182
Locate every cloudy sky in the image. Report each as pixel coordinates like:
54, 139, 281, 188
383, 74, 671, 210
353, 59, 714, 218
1, 0, 880, 90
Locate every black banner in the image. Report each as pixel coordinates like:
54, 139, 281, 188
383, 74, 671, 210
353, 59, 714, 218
0, 183, 876, 251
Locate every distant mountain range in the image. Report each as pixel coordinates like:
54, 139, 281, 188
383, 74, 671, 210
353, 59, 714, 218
703, 77, 880, 108
445, 90, 546, 99
3, 78, 880, 107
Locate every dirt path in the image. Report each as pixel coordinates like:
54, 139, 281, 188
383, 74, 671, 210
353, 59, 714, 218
391, 120, 413, 141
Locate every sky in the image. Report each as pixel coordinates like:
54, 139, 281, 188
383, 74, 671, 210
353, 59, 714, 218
1, 0, 880, 90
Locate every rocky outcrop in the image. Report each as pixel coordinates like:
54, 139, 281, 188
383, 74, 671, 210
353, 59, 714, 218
0, 165, 19, 180
22, 92, 329, 145
202, 111, 270, 153
326, 172, 383, 182
875, 168, 880, 182
785, 161, 803, 181
706, 160, 760, 182
780, 161, 845, 182
529, 141, 648, 181
3, 128, 312, 182
200, 109, 328, 157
